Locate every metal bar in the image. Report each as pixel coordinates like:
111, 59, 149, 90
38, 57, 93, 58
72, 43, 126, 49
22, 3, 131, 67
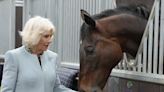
148, 20, 153, 73
137, 54, 142, 72
153, 0, 160, 74
111, 69, 164, 85
143, 37, 148, 73
159, 0, 164, 74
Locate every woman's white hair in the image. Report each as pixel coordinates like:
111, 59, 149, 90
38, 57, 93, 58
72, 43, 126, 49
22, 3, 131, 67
20, 16, 55, 48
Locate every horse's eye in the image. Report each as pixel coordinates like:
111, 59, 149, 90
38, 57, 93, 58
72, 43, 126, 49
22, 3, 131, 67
84, 46, 95, 55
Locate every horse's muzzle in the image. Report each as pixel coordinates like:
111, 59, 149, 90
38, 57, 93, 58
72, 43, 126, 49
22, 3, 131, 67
79, 87, 103, 92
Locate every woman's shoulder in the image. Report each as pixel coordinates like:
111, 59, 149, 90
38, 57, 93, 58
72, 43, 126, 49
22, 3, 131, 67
45, 50, 59, 64
5, 46, 24, 55
45, 50, 58, 58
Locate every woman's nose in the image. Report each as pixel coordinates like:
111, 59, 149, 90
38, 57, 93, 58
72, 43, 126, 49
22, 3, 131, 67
47, 36, 52, 43
48, 39, 52, 43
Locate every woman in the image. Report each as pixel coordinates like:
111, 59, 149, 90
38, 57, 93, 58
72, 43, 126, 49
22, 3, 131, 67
1, 16, 76, 92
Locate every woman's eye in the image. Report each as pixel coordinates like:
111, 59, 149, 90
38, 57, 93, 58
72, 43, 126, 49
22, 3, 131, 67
44, 35, 49, 38
44, 35, 52, 38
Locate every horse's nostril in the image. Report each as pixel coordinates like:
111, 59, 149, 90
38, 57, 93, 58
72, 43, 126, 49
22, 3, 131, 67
92, 87, 102, 92
92, 89, 97, 92
79, 89, 85, 92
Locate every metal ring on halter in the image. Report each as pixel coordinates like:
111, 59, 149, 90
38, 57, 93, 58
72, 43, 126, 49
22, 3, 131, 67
123, 53, 137, 67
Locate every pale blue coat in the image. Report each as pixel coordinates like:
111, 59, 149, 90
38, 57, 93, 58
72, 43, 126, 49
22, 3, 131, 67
1, 46, 76, 92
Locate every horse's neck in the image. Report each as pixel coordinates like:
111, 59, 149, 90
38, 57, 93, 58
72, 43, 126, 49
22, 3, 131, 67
101, 14, 147, 56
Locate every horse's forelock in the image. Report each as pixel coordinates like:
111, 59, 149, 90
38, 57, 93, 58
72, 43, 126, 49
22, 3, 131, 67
80, 23, 93, 40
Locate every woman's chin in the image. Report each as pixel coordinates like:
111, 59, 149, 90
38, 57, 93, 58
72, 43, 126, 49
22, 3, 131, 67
44, 47, 48, 50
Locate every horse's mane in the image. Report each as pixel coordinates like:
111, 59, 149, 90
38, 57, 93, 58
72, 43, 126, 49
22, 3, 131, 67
92, 4, 150, 20
80, 4, 149, 40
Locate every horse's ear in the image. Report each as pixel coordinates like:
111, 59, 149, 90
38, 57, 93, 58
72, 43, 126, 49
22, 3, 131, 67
80, 9, 96, 27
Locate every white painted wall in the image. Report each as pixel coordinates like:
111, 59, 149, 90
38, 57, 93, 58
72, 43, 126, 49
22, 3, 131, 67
0, 0, 15, 57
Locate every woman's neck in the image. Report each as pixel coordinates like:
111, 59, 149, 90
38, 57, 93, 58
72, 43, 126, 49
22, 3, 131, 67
31, 47, 43, 55
25, 45, 43, 55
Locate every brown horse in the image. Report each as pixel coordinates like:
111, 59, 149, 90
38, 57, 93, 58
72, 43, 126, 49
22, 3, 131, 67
79, 5, 149, 92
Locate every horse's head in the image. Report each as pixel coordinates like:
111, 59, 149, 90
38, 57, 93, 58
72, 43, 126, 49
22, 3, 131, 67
79, 10, 123, 92
79, 7, 148, 92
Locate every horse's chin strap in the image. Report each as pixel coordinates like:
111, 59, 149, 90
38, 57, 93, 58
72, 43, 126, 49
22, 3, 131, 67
123, 53, 137, 67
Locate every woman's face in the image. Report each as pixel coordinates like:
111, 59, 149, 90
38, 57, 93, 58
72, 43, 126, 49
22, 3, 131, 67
35, 31, 53, 53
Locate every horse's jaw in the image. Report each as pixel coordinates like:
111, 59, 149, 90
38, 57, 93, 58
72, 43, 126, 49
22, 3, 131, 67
79, 69, 111, 92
